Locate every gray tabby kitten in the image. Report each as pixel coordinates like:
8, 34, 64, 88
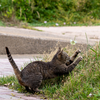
5, 47, 82, 93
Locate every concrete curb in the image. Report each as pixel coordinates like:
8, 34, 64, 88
0, 34, 88, 54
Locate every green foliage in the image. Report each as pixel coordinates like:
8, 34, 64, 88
0, 0, 100, 25
0, 75, 16, 85
0, 0, 13, 19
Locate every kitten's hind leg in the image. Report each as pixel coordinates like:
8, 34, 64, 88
25, 86, 33, 93
31, 86, 43, 94
25, 86, 29, 91
23, 72, 43, 94
32, 88, 43, 93
30, 73, 43, 94
32, 79, 43, 93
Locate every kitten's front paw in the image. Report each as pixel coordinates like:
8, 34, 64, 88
76, 49, 81, 53
78, 56, 83, 61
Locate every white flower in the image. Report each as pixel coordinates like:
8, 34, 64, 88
64, 22, 66, 25
56, 23, 59, 26
88, 93, 93, 97
70, 39, 77, 45
74, 22, 76, 24
12, 83, 14, 86
44, 21, 47, 23
0, 4, 1, 7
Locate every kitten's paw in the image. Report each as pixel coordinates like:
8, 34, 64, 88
34, 88, 43, 93
77, 49, 81, 53
78, 56, 83, 61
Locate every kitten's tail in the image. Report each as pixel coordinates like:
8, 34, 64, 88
5, 47, 22, 83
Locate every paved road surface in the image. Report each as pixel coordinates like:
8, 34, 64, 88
36, 26, 100, 45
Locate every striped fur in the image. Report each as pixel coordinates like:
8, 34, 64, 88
5, 47, 82, 93
5, 47, 23, 85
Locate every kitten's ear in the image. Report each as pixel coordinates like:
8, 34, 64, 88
57, 47, 61, 53
57, 50, 63, 59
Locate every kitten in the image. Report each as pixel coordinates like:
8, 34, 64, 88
5, 47, 82, 93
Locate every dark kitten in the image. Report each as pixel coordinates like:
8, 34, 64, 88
5, 47, 82, 93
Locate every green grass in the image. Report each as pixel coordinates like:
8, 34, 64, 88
0, 21, 5, 26
1, 19, 100, 28
0, 20, 43, 31
0, 43, 100, 99
29, 21, 100, 27
20, 23, 43, 31
0, 75, 25, 93
1, 19, 100, 29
